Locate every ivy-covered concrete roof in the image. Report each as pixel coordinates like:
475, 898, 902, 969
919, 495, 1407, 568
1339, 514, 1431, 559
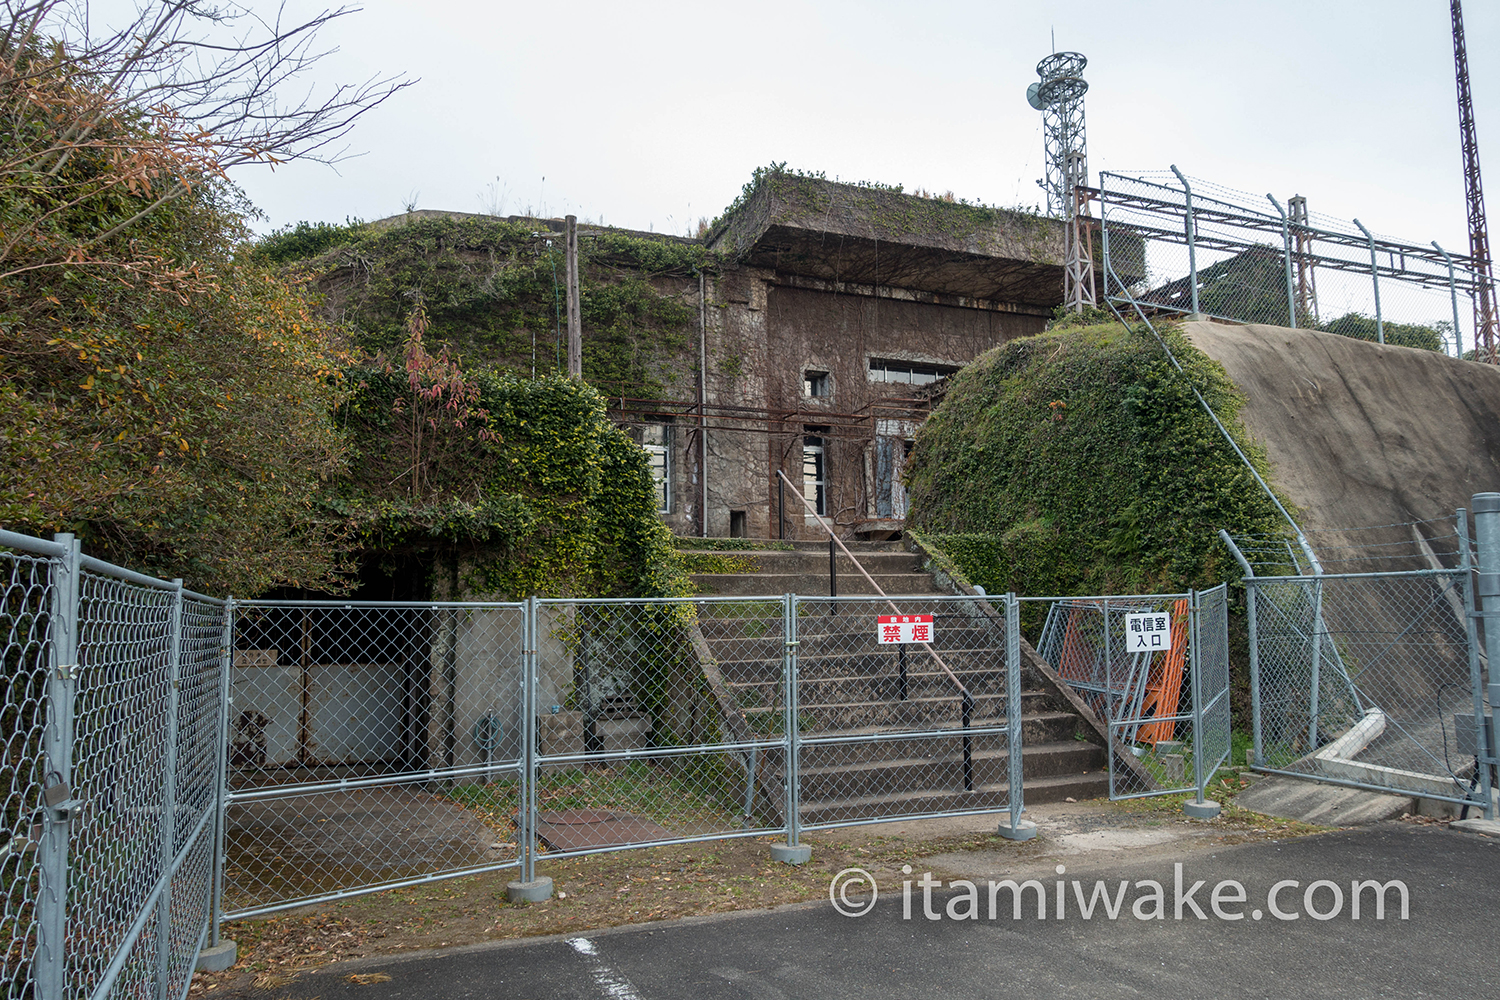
705, 171, 1072, 306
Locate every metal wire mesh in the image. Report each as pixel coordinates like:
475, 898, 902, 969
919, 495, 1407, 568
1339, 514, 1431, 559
1248, 570, 1485, 805
1034, 593, 1193, 798
1100, 170, 1485, 359
1030, 588, 1230, 801
527, 597, 788, 858
222, 602, 527, 917
791, 595, 1014, 830
1, 548, 53, 1000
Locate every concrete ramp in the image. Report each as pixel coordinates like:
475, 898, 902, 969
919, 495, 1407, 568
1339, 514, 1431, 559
1234, 775, 1411, 826
1183, 320, 1500, 537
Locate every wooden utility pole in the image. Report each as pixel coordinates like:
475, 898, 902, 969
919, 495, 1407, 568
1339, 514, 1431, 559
566, 214, 582, 378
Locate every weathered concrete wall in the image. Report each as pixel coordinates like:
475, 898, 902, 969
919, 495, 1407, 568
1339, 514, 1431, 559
1184, 320, 1500, 537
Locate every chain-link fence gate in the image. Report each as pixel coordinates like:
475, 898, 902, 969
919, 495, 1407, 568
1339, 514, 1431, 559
1028, 586, 1231, 809
1224, 510, 1496, 815
790, 595, 1023, 836
1, 529, 230, 1000
221, 601, 528, 919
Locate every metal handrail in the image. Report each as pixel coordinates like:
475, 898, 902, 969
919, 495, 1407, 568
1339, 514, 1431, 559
775, 470, 973, 704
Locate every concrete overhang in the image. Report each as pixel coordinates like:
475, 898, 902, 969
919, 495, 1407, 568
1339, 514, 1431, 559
706, 173, 1074, 306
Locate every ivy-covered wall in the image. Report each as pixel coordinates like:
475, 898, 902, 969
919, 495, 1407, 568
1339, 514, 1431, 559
263, 213, 712, 400
905, 320, 1291, 599
334, 364, 690, 601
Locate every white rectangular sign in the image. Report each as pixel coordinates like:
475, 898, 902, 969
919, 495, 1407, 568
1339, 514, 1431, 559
1124, 611, 1172, 653
877, 614, 934, 644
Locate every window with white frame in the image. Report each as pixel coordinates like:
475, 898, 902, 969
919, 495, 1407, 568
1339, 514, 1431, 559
868, 358, 960, 386
802, 434, 826, 516
642, 422, 671, 513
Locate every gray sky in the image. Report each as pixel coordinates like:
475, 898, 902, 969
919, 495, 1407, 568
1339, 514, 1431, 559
175, 1, 1498, 254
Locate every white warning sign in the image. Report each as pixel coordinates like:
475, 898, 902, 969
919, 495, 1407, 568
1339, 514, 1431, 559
1125, 611, 1172, 653
877, 614, 934, 644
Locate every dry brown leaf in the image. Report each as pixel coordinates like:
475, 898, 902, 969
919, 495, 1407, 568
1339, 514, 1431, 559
347, 973, 393, 985
252, 972, 296, 989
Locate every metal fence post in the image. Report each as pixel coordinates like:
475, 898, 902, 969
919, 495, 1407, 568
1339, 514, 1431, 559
785, 594, 800, 848
155, 581, 184, 1000
1268, 194, 1298, 328
1457, 509, 1495, 819
1246, 579, 1263, 767
1171, 165, 1199, 316
1473, 493, 1500, 815
1220, 530, 1264, 767
1353, 219, 1383, 344
1434, 242, 1465, 358
1183, 589, 1221, 818
36, 533, 80, 1000
209, 600, 235, 951
1006, 594, 1026, 832
521, 597, 537, 885
1307, 577, 1323, 751
1100, 172, 1111, 301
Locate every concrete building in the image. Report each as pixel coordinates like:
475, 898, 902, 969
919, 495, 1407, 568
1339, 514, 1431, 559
619, 170, 1083, 541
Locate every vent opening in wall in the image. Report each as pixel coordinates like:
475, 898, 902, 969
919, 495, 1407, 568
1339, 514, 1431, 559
730, 511, 746, 537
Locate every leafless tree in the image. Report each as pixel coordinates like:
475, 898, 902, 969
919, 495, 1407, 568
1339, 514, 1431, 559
1, 0, 412, 270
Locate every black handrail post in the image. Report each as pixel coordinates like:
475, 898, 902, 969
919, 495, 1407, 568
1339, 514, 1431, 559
962, 690, 975, 792
898, 644, 908, 701
829, 536, 837, 615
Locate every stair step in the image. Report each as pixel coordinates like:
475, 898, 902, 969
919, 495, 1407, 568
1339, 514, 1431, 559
680, 538, 909, 553
797, 772, 1111, 825
692, 573, 945, 597
796, 741, 1105, 798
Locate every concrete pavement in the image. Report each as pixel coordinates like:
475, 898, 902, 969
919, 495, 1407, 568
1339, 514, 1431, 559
280, 822, 1497, 1000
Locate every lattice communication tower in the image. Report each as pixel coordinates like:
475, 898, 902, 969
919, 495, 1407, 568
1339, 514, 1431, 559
1029, 51, 1095, 312
1452, 0, 1497, 362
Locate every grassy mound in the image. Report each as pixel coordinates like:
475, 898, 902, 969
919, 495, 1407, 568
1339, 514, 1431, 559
906, 321, 1289, 598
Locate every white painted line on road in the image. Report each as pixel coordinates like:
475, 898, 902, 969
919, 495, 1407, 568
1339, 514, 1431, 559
567, 937, 644, 1000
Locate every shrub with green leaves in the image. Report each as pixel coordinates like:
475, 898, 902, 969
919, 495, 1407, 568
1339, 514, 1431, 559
906, 321, 1290, 598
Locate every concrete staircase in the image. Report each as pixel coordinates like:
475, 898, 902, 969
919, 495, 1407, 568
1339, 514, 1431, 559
687, 539, 943, 597
681, 539, 1109, 822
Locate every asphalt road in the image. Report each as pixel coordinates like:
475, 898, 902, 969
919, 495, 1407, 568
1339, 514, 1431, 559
293, 823, 1498, 1000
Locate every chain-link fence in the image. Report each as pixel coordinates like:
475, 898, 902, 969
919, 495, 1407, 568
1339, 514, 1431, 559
1097, 169, 1493, 360
1, 529, 229, 1000
221, 601, 528, 918
1224, 512, 1495, 813
1028, 586, 1230, 803
791, 595, 1020, 833
5, 523, 1258, 994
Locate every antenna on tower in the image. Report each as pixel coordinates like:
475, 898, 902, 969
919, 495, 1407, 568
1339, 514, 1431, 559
1027, 50, 1095, 312
1452, 0, 1497, 363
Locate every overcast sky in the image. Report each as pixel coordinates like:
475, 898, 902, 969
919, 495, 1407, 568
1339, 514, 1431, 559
156, 1, 1499, 255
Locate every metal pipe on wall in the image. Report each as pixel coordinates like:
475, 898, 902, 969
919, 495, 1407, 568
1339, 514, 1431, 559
699, 271, 709, 537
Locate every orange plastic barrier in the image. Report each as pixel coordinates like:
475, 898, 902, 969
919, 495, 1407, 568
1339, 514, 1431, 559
1136, 599, 1189, 745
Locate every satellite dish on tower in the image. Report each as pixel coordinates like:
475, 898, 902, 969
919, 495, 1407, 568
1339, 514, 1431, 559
1026, 82, 1045, 110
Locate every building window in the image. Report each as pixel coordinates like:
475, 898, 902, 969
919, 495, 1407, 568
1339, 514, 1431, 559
868, 358, 960, 386
642, 422, 671, 513
804, 370, 830, 398
802, 435, 826, 516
